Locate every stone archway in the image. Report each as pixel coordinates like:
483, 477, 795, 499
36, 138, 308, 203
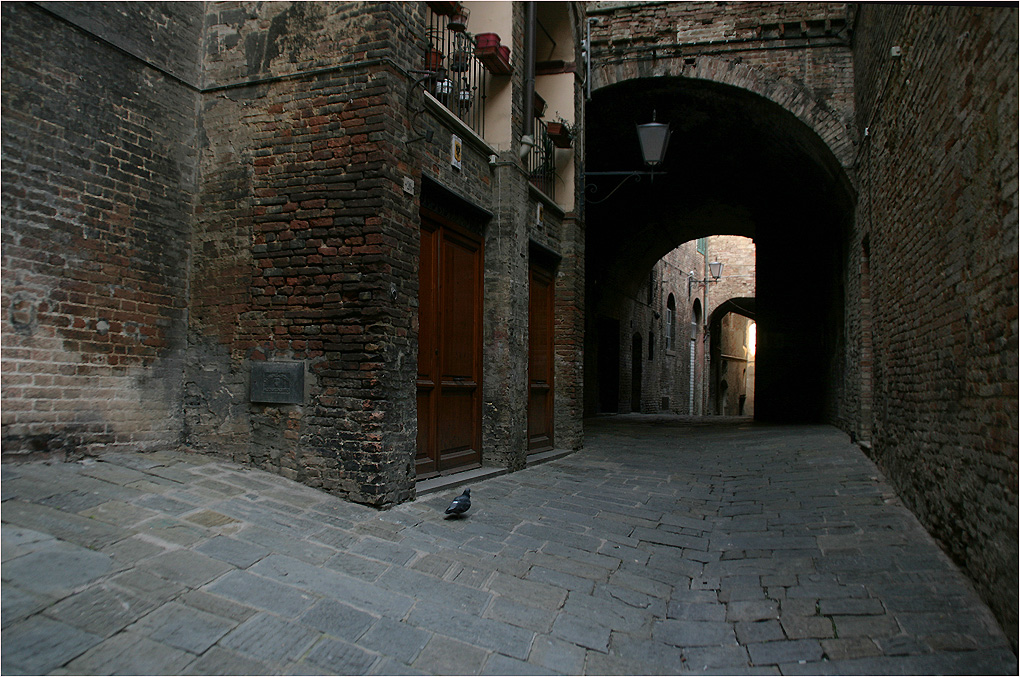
583, 71, 855, 422
591, 55, 857, 175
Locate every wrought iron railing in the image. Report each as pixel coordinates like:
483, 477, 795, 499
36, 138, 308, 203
422, 8, 487, 136
527, 117, 555, 199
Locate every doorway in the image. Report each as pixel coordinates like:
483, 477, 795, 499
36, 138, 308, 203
596, 317, 620, 413
528, 261, 555, 453
416, 212, 483, 477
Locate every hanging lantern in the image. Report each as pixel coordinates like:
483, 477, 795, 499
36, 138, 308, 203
636, 110, 671, 167
434, 78, 454, 96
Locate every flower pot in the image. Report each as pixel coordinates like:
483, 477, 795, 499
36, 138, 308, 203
533, 93, 547, 118
447, 5, 469, 32
547, 122, 573, 148
449, 50, 471, 72
424, 48, 444, 71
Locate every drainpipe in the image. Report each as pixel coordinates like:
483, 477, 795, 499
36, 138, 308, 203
522, 2, 537, 146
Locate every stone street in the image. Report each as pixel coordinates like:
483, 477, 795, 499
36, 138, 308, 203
2, 416, 1015, 675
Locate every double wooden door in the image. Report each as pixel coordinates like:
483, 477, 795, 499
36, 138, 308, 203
528, 262, 555, 453
416, 214, 483, 477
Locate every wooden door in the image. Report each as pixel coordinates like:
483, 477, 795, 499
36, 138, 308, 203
528, 263, 555, 453
416, 214, 483, 477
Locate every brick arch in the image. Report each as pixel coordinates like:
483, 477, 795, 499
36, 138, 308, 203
590, 55, 856, 171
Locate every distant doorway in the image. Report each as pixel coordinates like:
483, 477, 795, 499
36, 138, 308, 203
596, 317, 620, 413
631, 333, 643, 412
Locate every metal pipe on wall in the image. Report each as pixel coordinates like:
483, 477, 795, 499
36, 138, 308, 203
523, 2, 537, 138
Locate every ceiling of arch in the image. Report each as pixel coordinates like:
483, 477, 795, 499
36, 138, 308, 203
585, 76, 855, 302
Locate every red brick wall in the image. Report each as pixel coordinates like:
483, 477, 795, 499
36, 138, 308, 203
851, 3, 1018, 644
2, 3, 202, 460
186, 2, 422, 506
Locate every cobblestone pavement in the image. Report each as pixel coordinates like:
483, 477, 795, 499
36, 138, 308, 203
3, 416, 1015, 675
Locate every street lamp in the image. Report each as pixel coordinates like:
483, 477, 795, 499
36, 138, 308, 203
584, 111, 672, 204
689, 260, 724, 293
635, 111, 671, 167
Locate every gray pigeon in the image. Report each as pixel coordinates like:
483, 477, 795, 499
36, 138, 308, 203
445, 488, 471, 517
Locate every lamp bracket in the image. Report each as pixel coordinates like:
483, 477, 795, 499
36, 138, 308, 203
583, 170, 667, 206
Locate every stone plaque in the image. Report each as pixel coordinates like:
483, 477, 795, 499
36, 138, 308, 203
250, 361, 304, 404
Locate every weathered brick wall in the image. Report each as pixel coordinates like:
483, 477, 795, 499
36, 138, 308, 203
705, 236, 756, 415
851, 3, 1018, 644
615, 240, 698, 414
1, 2, 202, 460
186, 1, 422, 506
589, 1, 856, 167
614, 236, 754, 416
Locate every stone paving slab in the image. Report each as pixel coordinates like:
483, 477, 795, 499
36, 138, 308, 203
2, 415, 1016, 675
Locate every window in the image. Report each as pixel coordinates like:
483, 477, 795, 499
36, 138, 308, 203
648, 332, 655, 360
666, 294, 676, 351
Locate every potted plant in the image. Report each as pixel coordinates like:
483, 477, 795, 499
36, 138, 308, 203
533, 92, 547, 118
547, 118, 573, 148
447, 4, 469, 32
449, 49, 471, 72
424, 47, 444, 71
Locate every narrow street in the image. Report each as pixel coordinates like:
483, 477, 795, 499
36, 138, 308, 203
3, 416, 1015, 674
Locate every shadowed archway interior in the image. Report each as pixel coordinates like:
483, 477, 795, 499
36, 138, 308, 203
583, 76, 855, 422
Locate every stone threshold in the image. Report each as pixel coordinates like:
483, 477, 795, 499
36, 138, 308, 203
415, 448, 575, 496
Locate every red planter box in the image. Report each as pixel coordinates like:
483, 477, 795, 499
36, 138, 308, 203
547, 122, 572, 148
475, 32, 501, 49
476, 44, 511, 75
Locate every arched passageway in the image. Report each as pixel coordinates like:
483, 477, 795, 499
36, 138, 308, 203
584, 76, 855, 422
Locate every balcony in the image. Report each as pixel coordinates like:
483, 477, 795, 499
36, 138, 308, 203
421, 6, 488, 137
527, 118, 555, 199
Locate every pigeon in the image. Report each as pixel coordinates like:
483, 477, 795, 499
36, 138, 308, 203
444, 488, 471, 517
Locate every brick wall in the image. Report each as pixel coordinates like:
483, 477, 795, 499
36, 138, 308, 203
1, 3, 202, 460
851, 4, 1018, 644
186, 1, 423, 506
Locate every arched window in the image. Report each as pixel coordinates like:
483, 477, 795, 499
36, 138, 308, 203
666, 294, 676, 350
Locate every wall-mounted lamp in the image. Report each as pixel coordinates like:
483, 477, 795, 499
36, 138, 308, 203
688, 260, 724, 295
635, 111, 671, 167
584, 111, 672, 205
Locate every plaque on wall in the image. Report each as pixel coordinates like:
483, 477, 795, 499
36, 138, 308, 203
250, 361, 305, 404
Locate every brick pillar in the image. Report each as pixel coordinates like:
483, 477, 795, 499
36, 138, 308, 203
482, 160, 530, 470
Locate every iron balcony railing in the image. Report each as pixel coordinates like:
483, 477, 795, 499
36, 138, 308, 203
422, 9, 487, 136
527, 117, 555, 199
